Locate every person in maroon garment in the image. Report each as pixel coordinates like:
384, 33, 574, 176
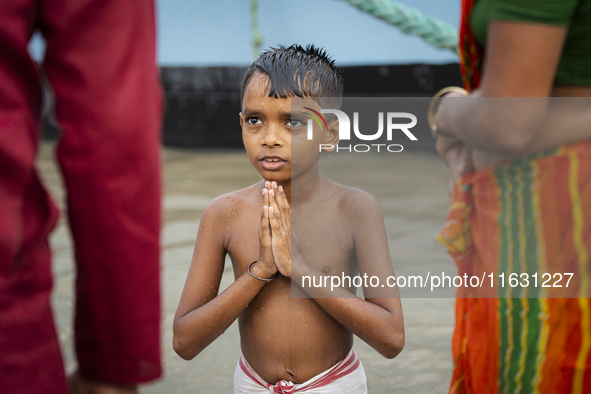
0, 1, 163, 393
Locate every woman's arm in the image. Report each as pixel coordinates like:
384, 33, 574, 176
172, 194, 277, 360
435, 21, 568, 155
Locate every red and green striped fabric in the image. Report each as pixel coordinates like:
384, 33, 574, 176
459, 0, 483, 91
438, 141, 591, 393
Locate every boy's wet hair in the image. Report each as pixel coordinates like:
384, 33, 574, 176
240, 44, 343, 109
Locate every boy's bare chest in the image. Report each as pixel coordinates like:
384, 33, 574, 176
226, 208, 355, 274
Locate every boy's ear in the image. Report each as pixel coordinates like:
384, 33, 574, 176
325, 118, 340, 148
239, 112, 243, 128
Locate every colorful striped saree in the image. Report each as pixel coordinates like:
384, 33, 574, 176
438, 142, 591, 393
438, 1, 591, 392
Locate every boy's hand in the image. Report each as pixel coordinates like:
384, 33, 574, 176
268, 182, 292, 277
252, 185, 278, 279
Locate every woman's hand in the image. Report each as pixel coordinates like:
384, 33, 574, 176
436, 137, 474, 195
267, 182, 292, 277
434, 91, 476, 193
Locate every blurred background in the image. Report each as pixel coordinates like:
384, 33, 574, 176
35, 1, 460, 392
33, 0, 462, 149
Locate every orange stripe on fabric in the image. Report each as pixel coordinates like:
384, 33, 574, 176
482, 174, 502, 394
472, 169, 502, 298
537, 149, 573, 392
576, 149, 591, 391
536, 146, 591, 392
450, 374, 465, 394
470, 171, 502, 393
569, 150, 591, 394
450, 299, 468, 394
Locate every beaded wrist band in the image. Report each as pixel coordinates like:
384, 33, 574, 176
247, 261, 278, 282
427, 86, 469, 142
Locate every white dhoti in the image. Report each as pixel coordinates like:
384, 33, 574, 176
234, 350, 368, 393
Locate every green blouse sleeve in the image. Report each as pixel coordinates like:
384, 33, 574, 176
471, 0, 580, 45
485, 0, 579, 26
471, 0, 591, 86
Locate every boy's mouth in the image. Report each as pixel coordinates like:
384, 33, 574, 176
260, 156, 286, 171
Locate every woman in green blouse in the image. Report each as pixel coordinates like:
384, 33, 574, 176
431, 0, 591, 393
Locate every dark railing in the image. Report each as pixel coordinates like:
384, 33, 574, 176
43, 63, 462, 150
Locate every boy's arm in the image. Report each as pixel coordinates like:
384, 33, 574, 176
271, 187, 404, 359
300, 279, 404, 359
318, 192, 404, 359
173, 194, 277, 360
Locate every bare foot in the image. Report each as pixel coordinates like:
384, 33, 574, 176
68, 371, 138, 394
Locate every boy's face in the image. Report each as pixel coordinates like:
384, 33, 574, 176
240, 73, 333, 183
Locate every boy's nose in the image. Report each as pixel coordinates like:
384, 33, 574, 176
261, 125, 284, 146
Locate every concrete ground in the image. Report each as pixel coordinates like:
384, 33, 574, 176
39, 142, 457, 393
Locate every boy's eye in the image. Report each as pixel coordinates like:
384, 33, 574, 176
287, 119, 305, 127
246, 117, 261, 125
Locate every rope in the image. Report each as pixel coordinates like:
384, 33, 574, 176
251, 0, 263, 60
340, 0, 458, 53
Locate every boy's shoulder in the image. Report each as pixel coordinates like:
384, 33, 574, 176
322, 180, 385, 241
204, 181, 263, 217
323, 178, 381, 213
196, 182, 263, 253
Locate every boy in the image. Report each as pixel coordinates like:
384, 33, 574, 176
173, 44, 404, 393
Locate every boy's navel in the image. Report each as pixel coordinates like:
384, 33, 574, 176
286, 369, 297, 383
